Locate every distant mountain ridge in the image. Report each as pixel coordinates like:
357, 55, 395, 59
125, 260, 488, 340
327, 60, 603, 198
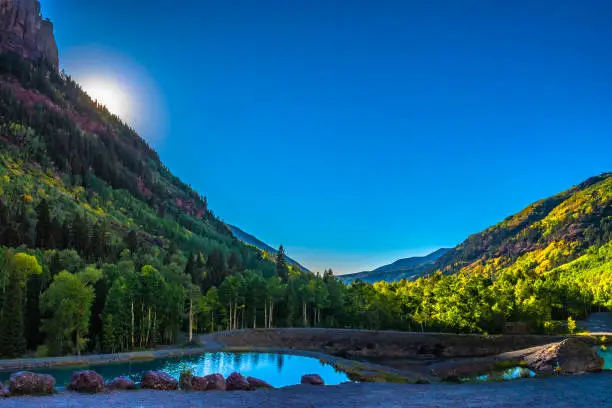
341, 248, 450, 283
228, 224, 311, 273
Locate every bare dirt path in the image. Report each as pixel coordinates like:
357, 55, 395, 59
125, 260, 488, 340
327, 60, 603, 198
1, 373, 611, 408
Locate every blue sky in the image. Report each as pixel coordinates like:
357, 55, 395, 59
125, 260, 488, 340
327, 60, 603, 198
44, 0, 612, 274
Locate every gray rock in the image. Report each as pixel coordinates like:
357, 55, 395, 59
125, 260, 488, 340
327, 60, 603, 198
204, 373, 226, 391
524, 338, 604, 374
141, 371, 178, 390
179, 372, 209, 391
301, 374, 324, 385
247, 376, 273, 390
9, 371, 55, 395
105, 376, 137, 390
67, 370, 104, 393
226, 372, 249, 391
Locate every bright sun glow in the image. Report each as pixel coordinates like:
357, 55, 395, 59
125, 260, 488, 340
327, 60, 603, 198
80, 76, 132, 120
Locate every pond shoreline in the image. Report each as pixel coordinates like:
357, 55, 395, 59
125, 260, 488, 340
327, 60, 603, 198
0, 347, 212, 373
1, 329, 608, 384
0, 343, 422, 384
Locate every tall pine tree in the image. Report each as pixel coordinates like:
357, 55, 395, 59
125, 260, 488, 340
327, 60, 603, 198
276, 245, 289, 282
35, 199, 51, 248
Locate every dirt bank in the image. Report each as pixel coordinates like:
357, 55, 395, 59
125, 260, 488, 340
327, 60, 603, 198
207, 328, 564, 359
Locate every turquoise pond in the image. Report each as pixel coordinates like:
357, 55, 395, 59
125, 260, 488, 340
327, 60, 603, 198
0, 352, 350, 388
464, 366, 536, 382
597, 347, 612, 370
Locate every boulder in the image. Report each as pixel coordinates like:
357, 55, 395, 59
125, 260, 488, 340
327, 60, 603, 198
9, 371, 55, 395
524, 338, 604, 374
190, 375, 210, 391
247, 376, 273, 390
301, 374, 324, 386
140, 371, 178, 390
0, 384, 9, 397
106, 376, 137, 390
204, 373, 226, 391
226, 372, 249, 391
67, 370, 104, 393
179, 372, 209, 391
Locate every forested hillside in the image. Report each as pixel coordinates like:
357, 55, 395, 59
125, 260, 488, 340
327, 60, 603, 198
436, 173, 611, 276
0, 49, 609, 359
228, 224, 310, 272
0, 52, 292, 357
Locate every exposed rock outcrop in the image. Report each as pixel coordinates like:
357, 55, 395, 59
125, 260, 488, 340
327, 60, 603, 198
9, 371, 55, 395
226, 372, 249, 391
140, 371, 178, 390
301, 374, 324, 385
67, 370, 104, 393
105, 376, 137, 390
523, 338, 604, 374
204, 373, 227, 391
0, 0, 59, 68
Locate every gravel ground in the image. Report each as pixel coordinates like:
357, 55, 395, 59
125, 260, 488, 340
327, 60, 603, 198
579, 312, 612, 333
1, 372, 611, 408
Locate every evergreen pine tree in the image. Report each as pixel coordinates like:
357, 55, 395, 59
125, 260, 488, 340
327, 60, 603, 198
35, 199, 51, 248
0, 266, 26, 357
124, 230, 137, 252
276, 245, 289, 282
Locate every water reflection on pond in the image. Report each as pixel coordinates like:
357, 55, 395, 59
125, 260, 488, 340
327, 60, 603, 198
465, 366, 536, 382
0, 352, 350, 388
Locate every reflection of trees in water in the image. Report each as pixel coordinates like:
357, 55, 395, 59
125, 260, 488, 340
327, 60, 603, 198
276, 353, 285, 373
6, 352, 351, 387
252, 352, 260, 367
231, 352, 243, 368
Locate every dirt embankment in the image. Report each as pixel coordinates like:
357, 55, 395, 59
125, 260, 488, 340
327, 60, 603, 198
208, 328, 564, 359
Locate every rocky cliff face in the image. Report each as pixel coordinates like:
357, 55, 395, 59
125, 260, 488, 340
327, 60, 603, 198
0, 0, 58, 69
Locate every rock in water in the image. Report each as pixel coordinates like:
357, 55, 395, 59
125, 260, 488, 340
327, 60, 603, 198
105, 376, 137, 390
204, 373, 227, 391
0, 384, 9, 397
226, 372, 249, 391
247, 376, 273, 390
524, 338, 604, 374
9, 371, 55, 395
140, 371, 178, 390
67, 370, 104, 393
301, 374, 325, 385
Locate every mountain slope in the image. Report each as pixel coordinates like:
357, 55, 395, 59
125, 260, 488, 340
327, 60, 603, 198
0, 4, 278, 279
435, 173, 612, 277
341, 248, 450, 283
228, 224, 311, 272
